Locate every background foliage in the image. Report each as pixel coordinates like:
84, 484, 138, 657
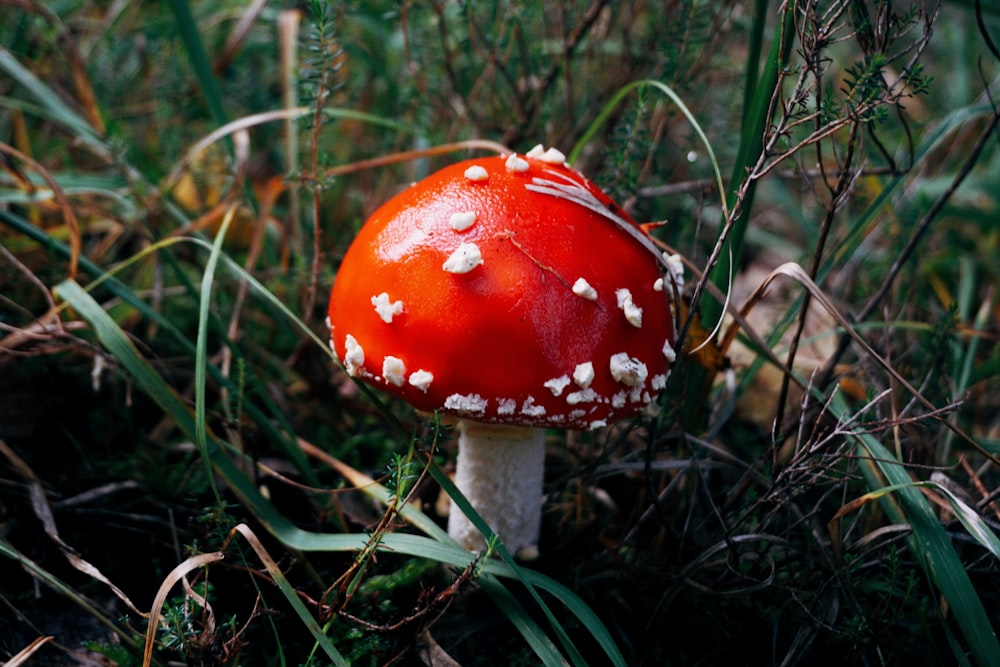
1, 0, 999, 665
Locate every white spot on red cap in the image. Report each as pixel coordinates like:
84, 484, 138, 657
520, 396, 546, 417
382, 356, 406, 387
615, 288, 643, 328
444, 393, 488, 414
572, 362, 595, 389
610, 352, 648, 387
449, 211, 477, 231
408, 370, 434, 392
371, 292, 404, 323
525, 144, 566, 164
566, 388, 598, 405
572, 277, 598, 301
343, 335, 364, 376
544, 375, 571, 396
464, 165, 488, 181
442, 243, 483, 274
611, 390, 627, 408
651, 374, 667, 390
497, 398, 516, 415
538, 147, 566, 164
505, 154, 530, 173
665, 253, 685, 290
662, 339, 677, 363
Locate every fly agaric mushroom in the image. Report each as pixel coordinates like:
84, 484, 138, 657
328, 146, 677, 556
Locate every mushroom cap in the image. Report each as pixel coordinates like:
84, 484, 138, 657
328, 151, 675, 430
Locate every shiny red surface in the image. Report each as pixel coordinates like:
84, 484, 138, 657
328, 155, 674, 429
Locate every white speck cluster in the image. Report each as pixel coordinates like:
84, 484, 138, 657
573, 362, 595, 388
566, 387, 598, 405
544, 375, 571, 396
665, 253, 685, 291
442, 242, 483, 274
464, 165, 489, 182
449, 211, 477, 231
572, 277, 598, 301
371, 292, 404, 323
525, 144, 567, 164
505, 154, 530, 173
609, 352, 648, 387
408, 369, 434, 392
343, 334, 364, 376
615, 288, 643, 328
382, 356, 407, 386
444, 393, 488, 415
520, 396, 546, 417
662, 338, 677, 363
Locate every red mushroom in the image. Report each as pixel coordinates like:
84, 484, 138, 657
328, 146, 677, 556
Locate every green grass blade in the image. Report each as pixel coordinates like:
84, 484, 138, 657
328, 451, 627, 667
428, 464, 601, 667
479, 576, 569, 667
193, 210, 234, 504
0, 47, 109, 159
55, 276, 626, 666
165, 0, 228, 129
840, 481, 1000, 560
823, 103, 998, 281
927, 482, 1000, 560
568, 80, 725, 206
0, 539, 140, 652
154, 248, 321, 485
321, 106, 413, 133
740, 0, 770, 129
56, 280, 199, 438
831, 394, 1000, 665
702, 5, 796, 327
942, 259, 991, 461
55, 279, 349, 662
231, 525, 350, 667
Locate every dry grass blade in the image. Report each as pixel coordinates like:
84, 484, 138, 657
0, 314, 87, 353
3, 635, 54, 666
740, 261, 997, 464
416, 630, 463, 667
0, 437, 146, 618
142, 551, 226, 667
0, 47, 108, 159
0, 537, 137, 651
831, 480, 1000, 560
224, 524, 350, 667
296, 436, 451, 542
7, 0, 105, 133
160, 109, 310, 193
0, 141, 82, 279
322, 139, 514, 178
214, 0, 269, 74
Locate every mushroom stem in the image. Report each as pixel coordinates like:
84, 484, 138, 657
447, 421, 545, 557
